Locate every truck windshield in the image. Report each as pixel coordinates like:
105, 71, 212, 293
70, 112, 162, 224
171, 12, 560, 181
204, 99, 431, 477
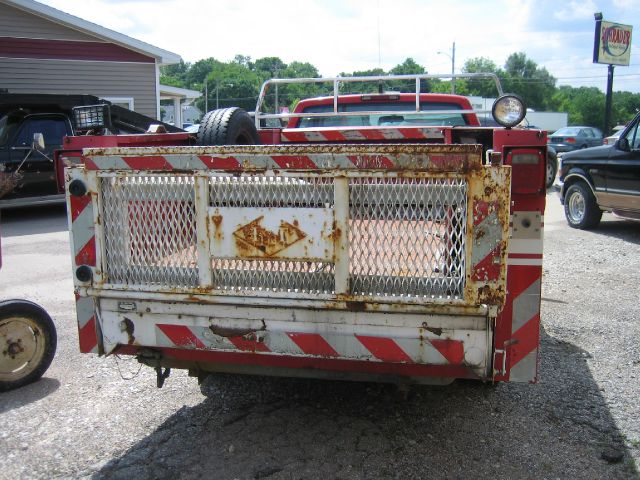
0, 115, 14, 147
297, 102, 466, 128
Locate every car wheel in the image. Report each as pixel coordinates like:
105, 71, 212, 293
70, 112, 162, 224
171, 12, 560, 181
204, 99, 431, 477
563, 182, 603, 229
545, 151, 558, 189
196, 107, 260, 145
0, 300, 57, 391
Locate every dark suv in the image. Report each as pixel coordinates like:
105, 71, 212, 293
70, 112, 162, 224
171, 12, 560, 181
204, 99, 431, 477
559, 113, 640, 229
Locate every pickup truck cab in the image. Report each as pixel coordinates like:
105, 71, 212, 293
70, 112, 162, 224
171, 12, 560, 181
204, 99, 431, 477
560, 112, 640, 228
287, 93, 480, 128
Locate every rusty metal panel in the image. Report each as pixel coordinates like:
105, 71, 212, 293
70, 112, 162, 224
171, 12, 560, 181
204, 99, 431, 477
209, 207, 334, 261
76, 143, 510, 311
82, 143, 483, 173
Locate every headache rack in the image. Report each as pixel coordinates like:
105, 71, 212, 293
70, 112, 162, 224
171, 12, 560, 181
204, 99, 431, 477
254, 72, 505, 128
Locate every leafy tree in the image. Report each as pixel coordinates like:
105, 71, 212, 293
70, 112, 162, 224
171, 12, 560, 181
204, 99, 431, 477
201, 61, 261, 112
389, 58, 429, 92
460, 57, 503, 98
502, 52, 556, 110
185, 58, 219, 88
338, 68, 386, 94
551, 86, 605, 127
252, 57, 287, 80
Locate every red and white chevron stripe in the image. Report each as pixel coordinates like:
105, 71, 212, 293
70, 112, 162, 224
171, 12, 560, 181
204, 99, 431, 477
280, 127, 445, 143
154, 323, 467, 367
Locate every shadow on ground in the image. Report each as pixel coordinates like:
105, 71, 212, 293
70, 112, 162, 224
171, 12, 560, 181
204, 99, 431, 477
0, 377, 60, 414
590, 218, 640, 245
0, 204, 68, 237
93, 329, 638, 480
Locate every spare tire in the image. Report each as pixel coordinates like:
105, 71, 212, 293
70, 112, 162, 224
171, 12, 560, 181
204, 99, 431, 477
196, 107, 260, 145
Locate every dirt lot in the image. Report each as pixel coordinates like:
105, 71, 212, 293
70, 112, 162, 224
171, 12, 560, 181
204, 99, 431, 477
0, 191, 638, 479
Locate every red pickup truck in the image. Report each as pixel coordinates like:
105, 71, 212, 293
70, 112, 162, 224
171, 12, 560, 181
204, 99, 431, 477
61, 73, 548, 389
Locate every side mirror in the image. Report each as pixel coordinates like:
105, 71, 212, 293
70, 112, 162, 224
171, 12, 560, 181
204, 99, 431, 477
31, 133, 45, 151
617, 137, 630, 151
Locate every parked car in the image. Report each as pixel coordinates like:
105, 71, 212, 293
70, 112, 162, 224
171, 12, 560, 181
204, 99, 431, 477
548, 126, 603, 153
559, 113, 640, 229
603, 129, 623, 145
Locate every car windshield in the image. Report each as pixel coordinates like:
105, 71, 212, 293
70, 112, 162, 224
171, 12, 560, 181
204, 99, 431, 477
297, 101, 467, 128
553, 127, 582, 136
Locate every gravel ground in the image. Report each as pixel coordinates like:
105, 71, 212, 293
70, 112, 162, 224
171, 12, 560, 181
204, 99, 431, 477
0, 192, 638, 480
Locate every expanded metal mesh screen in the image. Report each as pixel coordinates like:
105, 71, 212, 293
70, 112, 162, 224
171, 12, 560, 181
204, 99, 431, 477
349, 178, 467, 299
99, 173, 467, 298
101, 175, 198, 287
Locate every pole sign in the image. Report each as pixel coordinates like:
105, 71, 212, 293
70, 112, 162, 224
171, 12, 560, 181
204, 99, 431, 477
593, 20, 633, 66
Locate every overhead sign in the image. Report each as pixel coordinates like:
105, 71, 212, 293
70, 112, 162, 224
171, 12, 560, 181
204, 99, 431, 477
593, 20, 633, 66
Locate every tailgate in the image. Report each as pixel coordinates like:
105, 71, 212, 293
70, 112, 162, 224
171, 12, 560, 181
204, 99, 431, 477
68, 144, 510, 381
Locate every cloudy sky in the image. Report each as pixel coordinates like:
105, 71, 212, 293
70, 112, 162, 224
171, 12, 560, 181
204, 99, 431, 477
40, 0, 640, 93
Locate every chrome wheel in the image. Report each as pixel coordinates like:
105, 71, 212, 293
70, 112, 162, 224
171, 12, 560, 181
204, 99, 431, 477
567, 189, 586, 224
563, 182, 602, 229
546, 161, 555, 187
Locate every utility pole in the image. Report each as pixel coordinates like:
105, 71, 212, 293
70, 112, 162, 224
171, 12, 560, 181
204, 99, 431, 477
438, 42, 456, 94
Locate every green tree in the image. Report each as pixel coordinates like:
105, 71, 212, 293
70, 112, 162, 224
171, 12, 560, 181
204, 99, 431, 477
252, 57, 287, 80
389, 58, 429, 92
185, 58, 219, 88
338, 68, 386, 94
551, 86, 605, 126
201, 61, 261, 112
502, 52, 556, 110
460, 57, 503, 97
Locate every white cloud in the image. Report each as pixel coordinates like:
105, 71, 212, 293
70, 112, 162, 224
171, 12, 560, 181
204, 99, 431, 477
38, 0, 640, 92
552, 0, 598, 21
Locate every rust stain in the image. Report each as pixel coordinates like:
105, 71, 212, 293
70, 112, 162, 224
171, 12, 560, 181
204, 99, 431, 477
421, 322, 443, 336
212, 214, 222, 229
121, 317, 135, 345
345, 301, 367, 312
233, 216, 306, 257
209, 325, 258, 338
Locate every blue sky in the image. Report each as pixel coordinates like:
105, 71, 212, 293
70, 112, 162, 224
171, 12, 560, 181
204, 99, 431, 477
41, 0, 640, 93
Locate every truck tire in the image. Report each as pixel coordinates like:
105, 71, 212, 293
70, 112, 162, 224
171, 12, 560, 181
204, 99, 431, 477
196, 107, 260, 146
564, 182, 602, 229
546, 150, 558, 189
0, 300, 57, 391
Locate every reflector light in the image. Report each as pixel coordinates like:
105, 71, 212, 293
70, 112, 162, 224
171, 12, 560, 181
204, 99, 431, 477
73, 104, 110, 131
492, 95, 526, 128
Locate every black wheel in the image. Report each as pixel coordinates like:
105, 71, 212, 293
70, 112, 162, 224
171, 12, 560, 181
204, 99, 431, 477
545, 150, 558, 189
563, 182, 602, 229
0, 300, 57, 391
196, 107, 260, 146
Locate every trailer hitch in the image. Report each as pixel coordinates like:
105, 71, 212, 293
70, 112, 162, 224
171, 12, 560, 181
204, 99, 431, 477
155, 364, 171, 389
137, 349, 171, 388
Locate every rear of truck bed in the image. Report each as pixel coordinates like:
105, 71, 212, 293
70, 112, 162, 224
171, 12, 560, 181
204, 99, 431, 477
66, 73, 546, 386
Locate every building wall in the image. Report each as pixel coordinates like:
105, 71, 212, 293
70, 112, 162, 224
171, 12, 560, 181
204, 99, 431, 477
0, 2, 159, 118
